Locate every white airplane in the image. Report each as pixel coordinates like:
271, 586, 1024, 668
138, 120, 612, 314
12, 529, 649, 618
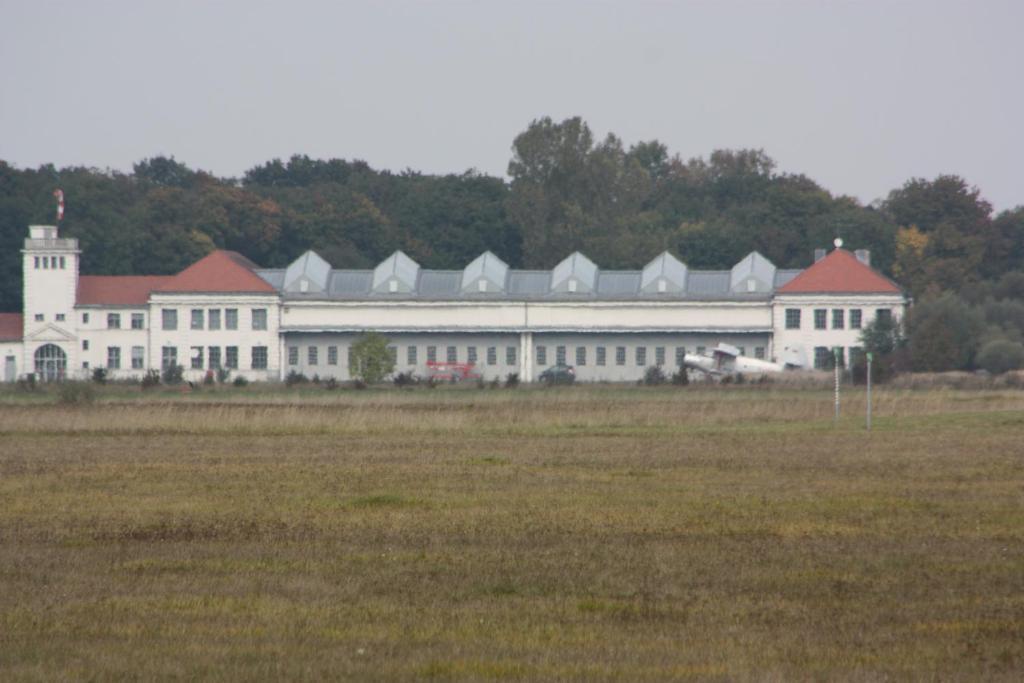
683, 343, 789, 378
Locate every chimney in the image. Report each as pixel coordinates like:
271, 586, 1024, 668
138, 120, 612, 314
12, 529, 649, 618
814, 248, 826, 263
854, 249, 871, 267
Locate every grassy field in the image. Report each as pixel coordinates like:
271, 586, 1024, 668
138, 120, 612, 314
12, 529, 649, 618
2, 385, 1023, 680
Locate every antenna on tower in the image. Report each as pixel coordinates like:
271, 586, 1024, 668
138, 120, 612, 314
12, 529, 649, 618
53, 189, 65, 223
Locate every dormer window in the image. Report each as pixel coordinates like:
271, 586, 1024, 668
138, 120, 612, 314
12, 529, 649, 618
747, 279, 756, 292
299, 280, 309, 293
389, 280, 398, 293
657, 279, 667, 293
478, 280, 487, 292
568, 280, 577, 293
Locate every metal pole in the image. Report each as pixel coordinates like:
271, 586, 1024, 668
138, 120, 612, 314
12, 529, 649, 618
866, 352, 873, 432
834, 347, 841, 425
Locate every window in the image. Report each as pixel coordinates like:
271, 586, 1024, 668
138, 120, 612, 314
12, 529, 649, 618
131, 346, 144, 369
162, 346, 177, 370
82, 340, 89, 350
34, 257, 39, 269
850, 309, 863, 329
107, 346, 121, 369
616, 346, 626, 365
162, 309, 177, 330
34, 314, 43, 322
467, 346, 478, 364
191, 346, 204, 369
576, 346, 586, 366
675, 347, 686, 367
329, 346, 339, 365
696, 346, 705, 356
655, 347, 665, 366
427, 346, 437, 363
446, 346, 457, 363
83, 312, 90, 324
59, 256, 65, 269
252, 346, 268, 369
107, 313, 121, 329
288, 346, 298, 366
755, 346, 765, 359
785, 309, 801, 329
738, 347, 745, 356
82, 362, 89, 370
131, 313, 144, 330
506, 346, 517, 366
209, 309, 221, 330
252, 308, 267, 330
56, 313, 65, 322
405, 346, 415, 365
308, 346, 318, 366
814, 346, 832, 370
636, 347, 647, 366
876, 308, 893, 325
209, 347, 221, 369
387, 346, 397, 365
225, 309, 238, 330
556, 345, 566, 365
814, 309, 827, 330
536, 346, 547, 366
597, 347, 606, 366
832, 309, 844, 329
190, 309, 204, 330
40, 257, 46, 269
487, 346, 496, 365
225, 346, 238, 369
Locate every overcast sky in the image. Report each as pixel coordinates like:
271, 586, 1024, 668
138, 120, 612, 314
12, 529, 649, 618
2, 1, 1021, 211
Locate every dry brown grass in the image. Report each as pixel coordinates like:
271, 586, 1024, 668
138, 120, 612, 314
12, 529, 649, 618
1, 387, 1023, 680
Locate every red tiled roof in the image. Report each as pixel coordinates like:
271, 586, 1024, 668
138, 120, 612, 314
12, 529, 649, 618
155, 251, 275, 293
778, 249, 901, 294
0, 313, 23, 341
78, 276, 172, 305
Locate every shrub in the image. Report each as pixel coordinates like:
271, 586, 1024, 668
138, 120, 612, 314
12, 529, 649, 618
58, 381, 96, 406
324, 377, 338, 390
425, 376, 438, 389
348, 332, 394, 385
504, 373, 520, 389
203, 370, 215, 385
976, 339, 1024, 375
91, 367, 107, 385
489, 377, 501, 389
232, 376, 249, 387
141, 369, 161, 389
16, 374, 37, 392
352, 379, 367, 390
162, 364, 184, 385
643, 366, 666, 386
670, 368, 689, 386
285, 370, 308, 387
216, 367, 231, 384
393, 371, 417, 387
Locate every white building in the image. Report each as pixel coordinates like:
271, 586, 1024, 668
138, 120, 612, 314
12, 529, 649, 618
0, 224, 906, 383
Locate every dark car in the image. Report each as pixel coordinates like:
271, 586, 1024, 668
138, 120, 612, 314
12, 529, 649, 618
539, 363, 576, 385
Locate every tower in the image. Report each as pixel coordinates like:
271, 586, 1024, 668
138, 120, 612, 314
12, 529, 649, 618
22, 225, 80, 380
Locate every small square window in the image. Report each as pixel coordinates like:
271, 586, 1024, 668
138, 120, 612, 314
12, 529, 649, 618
56, 313, 65, 322
251, 346, 268, 369
252, 309, 267, 330
34, 313, 43, 322
107, 313, 121, 329
785, 309, 801, 330
131, 313, 144, 329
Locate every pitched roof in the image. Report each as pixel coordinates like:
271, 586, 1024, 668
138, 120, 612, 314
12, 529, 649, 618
778, 248, 900, 294
0, 313, 22, 341
156, 251, 275, 293
78, 275, 171, 305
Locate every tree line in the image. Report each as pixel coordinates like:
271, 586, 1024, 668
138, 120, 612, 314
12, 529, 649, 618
2, 116, 1022, 371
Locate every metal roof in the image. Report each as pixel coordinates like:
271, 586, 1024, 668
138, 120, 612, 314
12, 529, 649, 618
254, 250, 814, 302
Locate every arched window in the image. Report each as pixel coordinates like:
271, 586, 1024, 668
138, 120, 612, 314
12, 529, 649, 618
34, 344, 67, 382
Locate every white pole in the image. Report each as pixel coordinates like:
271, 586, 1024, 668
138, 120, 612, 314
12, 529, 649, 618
833, 347, 841, 425
866, 352, 873, 432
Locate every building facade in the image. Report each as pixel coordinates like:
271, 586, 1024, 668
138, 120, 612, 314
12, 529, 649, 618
0, 225, 906, 383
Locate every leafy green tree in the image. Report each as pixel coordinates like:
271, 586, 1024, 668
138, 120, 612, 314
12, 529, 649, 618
348, 332, 394, 384
905, 294, 986, 371
975, 339, 1024, 374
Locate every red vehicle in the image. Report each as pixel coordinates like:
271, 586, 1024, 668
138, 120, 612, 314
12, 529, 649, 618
426, 361, 482, 383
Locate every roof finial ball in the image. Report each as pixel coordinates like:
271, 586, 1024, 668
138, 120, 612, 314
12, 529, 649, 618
833, 237, 844, 249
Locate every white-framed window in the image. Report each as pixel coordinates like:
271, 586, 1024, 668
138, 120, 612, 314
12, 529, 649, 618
850, 309, 863, 329
209, 309, 221, 330
225, 309, 238, 330
814, 309, 827, 330
190, 309, 204, 330
209, 347, 221, 369
755, 347, 765, 359
655, 347, 665, 366
107, 346, 121, 369
785, 309, 801, 329
387, 346, 397, 365
487, 346, 496, 365
288, 346, 298, 365
467, 346, 478, 364
83, 312, 90, 324
596, 347, 606, 366
446, 346, 457, 363
162, 346, 177, 370
56, 313, 65, 322
536, 346, 547, 366
34, 314, 43, 322
162, 309, 177, 330
615, 346, 626, 366
107, 313, 121, 329
675, 347, 686, 366
252, 308, 267, 330
251, 346, 268, 369
427, 346, 437, 363
131, 313, 144, 329
556, 346, 566, 365
636, 347, 647, 366
225, 346, 238, 369
832, 309, 844, 329
329, 346, 339, 365
506, 346, 517, 366
191, 346, 204, 369
406, 346, 416, 365
131, 346, 144, 369
576, 346, 586, 366
308, 346, 318, 366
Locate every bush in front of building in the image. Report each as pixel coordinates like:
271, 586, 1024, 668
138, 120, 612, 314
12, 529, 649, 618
348, 332, 394, 385
232, 376, 249, 388
162, 364, 184, 385
58, 381, 96, 406
91, 367, 107, 385
671, 368, 689, 386
976, 339, 1024, 375
504, 373, 519, 389
393, 371, 417, 387
285, 370, 309, 387
642, 366, 666, 386
141, 370, 161, 389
